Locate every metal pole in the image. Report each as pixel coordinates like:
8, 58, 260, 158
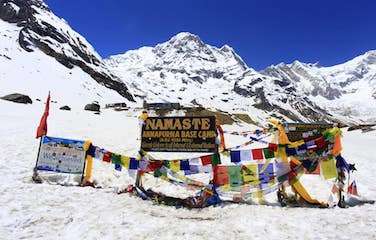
32, 136, 43, 183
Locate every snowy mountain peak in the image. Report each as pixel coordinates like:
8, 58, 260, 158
0, 0, 134, 103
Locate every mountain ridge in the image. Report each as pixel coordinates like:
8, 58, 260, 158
1, 0, 375, 124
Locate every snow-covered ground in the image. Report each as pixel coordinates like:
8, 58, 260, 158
0, 100, 375, 240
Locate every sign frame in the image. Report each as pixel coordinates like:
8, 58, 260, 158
141, 116, 218, 153
35, 136, 87, 176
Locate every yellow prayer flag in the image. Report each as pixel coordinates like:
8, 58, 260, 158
242, 164, 258, 185
170, 160, 180, 172
121, 156, 130, 169
321, 157, 338, 180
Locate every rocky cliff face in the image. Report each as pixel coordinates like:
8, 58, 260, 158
0, 0, 134, 101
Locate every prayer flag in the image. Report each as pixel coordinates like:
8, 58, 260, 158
286, 147, 297, 156
306, 140, 317, 150
170, 160, 180, 172
121, 156, 130, 168
230, 151, 241, 163
103, 152, 112, 163
111, 154, 121, 165
335, 155, 350, 172
315, 136, 327, 150
139, 160, 149, 171
115, 164, 122, 171
146, 161, 163, 172
298, 143, 307, 151
258, 163, 274, 184
94, 147, 104, 160
200, 155, 212, 165
332, 134, 342, 156
199, 165, 212, 173
252, 148, 264, 160
180, 160, 190, 171
268, 143, 278, 152
188, 165, 200, 174
263, 148, 275, 159
189, 158, 201, 165
227, 166, 243, 187
129, 158, 139, 170
213, 166, 229, 186
348, 181, 359, 196
211, 153, 221, 166
241, 164, 258, 185
321, 157, 338, 180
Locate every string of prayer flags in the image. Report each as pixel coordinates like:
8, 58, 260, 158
320, 157, 338, 180
230, 150, 251, 163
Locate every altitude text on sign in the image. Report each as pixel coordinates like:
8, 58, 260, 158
141, 116, 217, 152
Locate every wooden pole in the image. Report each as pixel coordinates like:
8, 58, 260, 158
337, 169, 346, 208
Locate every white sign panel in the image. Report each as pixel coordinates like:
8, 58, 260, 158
37, 136, 86, 174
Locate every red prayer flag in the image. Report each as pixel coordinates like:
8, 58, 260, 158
251, 148, 264, 160
348, 181, 359, 196
103, 152, 112, 163
213, 166, 229, 186
36, 92, 51, 138
200, 155, 212, 165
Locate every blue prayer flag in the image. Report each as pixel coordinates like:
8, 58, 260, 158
129, 158, 139, 170
230, 151, 241, 163
180, 160, 190, 171
115, 163, 122, 171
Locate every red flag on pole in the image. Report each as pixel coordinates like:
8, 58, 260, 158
36, 92, 51, 138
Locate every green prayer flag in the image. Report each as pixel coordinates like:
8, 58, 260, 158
228, 166, 243, 187
211, 153, 221, 166
263, 148, 275, 159
111, 154, 121, 165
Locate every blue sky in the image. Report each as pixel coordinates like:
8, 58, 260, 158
45, 0, 375, 70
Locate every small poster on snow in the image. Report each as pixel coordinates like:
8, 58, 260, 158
36, 136, 86, 174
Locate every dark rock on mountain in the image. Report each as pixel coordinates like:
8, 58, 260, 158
59, 105, 71, 111
1, 93, 32, 104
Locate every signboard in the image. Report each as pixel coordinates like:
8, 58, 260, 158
141, 116, 217, 152
36, 136, 86, 174
285, 123, 333, 142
